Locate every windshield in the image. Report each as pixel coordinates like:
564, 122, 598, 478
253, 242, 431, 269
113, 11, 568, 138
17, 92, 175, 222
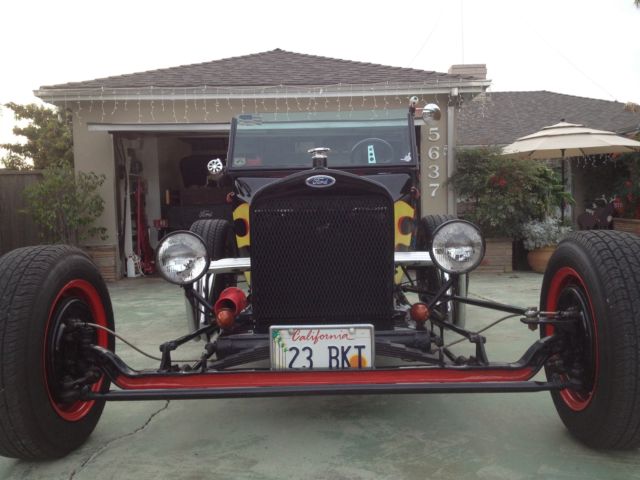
229, 110, 414, 169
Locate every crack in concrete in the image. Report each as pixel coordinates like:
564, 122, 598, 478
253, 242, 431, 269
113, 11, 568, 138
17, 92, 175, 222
68, 401, 170, 480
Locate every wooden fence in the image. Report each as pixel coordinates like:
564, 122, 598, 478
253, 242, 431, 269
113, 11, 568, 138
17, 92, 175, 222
0, 170, 43, 256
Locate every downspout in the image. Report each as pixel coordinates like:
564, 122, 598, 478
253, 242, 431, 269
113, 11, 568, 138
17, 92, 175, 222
447, 87, 458, 215
446, 87, 467, 327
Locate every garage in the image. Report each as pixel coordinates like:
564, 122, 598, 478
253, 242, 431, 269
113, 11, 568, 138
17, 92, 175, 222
35, 49, 490, 279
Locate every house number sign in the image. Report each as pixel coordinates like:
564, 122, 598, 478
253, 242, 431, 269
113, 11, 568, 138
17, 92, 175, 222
427, 127, 441, 197
421, 114, 447, 214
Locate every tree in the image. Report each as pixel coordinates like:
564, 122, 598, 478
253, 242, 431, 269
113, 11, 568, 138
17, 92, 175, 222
23, 160, 107, 245
0, 152, 31, 170
1, 102, 73, 170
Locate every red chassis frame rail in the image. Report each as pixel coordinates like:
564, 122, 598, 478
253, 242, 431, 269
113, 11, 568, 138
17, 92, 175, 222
85, 342, 567, 401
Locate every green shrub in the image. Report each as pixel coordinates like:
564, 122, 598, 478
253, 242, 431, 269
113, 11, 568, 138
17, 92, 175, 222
24, 161, 107, 244
450, 147, 571, 238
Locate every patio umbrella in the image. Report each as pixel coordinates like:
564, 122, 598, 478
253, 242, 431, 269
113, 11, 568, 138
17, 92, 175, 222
502, 121, 640, 219
503, 121, 640, 159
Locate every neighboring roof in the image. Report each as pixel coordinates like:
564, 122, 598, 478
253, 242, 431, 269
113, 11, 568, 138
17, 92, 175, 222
457, 91, 640, 146
40, 49, 481, 90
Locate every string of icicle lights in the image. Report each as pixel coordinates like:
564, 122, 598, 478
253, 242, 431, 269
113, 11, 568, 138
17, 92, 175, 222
48, 80, 471, 123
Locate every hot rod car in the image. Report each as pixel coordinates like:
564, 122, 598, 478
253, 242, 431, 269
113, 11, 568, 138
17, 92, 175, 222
1, 101, 640, 460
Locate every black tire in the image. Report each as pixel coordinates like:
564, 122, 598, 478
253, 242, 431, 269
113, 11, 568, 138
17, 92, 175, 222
417, 215, 457, 250
540, 231, 640, 449
190, 219, 238, 299
0, 245, 115, 459
415, 215, 467, 325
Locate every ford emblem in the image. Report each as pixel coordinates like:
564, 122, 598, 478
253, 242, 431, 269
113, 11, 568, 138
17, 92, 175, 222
305, 175, 336, 188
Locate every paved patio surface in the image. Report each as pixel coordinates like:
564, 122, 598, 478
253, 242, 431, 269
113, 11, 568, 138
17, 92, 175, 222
1, 272, 639, 479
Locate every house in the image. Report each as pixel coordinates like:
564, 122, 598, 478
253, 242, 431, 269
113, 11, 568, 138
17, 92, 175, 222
35, 49, 490, 279
457, 90, 640, 221
457, 90, 640, 147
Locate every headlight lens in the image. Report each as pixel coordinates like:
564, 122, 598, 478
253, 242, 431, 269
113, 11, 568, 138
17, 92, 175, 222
156, 231, 209, 285
430, 220, 485, 274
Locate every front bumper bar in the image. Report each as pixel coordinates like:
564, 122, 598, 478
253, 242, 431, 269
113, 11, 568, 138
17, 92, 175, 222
82, 335, 564, 401
207, 252, 435, 274
88, 381, 563, 401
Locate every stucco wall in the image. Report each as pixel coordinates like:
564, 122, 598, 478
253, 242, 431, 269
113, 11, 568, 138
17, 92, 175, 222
71, 114, 118, 246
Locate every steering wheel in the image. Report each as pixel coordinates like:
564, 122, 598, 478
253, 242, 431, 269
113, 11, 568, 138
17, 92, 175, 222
350, 138, 395, 164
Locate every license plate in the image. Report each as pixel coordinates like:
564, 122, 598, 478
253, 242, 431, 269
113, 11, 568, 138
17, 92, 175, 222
270, 325, 374, 370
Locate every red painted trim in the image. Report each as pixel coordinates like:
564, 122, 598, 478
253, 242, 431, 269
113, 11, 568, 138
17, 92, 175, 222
114, 367, 535, 391
44, 279, 109, 422
545, 267, 599, 412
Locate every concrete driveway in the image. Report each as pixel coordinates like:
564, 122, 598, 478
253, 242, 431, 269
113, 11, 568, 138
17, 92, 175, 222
1, 272, 639, 479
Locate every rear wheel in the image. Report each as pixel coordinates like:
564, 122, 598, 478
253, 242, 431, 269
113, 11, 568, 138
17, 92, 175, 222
190, 219, 238, 304
0, 246, 114, 459
541, 231, 640, 449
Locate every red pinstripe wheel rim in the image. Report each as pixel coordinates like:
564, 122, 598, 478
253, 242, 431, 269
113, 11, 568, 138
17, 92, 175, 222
44, 279, 109, 422
545, 267, 599, 412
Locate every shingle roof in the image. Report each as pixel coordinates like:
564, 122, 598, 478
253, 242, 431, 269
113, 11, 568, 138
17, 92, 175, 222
41, 49, 478, 90
458, 91, 640, 146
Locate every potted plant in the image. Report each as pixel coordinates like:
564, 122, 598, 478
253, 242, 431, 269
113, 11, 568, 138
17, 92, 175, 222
521, 218, 571, 273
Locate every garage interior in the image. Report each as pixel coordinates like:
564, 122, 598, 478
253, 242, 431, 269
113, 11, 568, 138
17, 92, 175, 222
112, 128, 232, 276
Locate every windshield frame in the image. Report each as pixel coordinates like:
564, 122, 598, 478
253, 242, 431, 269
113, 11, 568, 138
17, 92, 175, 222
227, 110, 418, 173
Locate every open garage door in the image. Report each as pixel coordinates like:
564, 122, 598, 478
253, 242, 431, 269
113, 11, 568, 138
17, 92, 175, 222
98, 123, 230, 276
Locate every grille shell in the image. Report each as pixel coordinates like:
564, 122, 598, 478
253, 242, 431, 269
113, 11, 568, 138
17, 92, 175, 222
250, 171, 395, 330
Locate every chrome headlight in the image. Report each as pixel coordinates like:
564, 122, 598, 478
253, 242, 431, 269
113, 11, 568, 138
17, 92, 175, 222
430, 220, 485, 274
156, 231, 209, 285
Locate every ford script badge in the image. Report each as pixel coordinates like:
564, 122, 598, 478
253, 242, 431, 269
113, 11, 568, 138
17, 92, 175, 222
305, 175, 336, 188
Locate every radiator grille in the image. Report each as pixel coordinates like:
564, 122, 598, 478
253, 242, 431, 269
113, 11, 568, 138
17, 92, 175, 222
250, 194, 394, 329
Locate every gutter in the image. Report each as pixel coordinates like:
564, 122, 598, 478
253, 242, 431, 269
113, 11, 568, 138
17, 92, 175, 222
34, 80, 491, 103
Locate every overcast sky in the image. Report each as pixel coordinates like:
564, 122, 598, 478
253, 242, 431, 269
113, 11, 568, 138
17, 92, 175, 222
1, 0, 638, 146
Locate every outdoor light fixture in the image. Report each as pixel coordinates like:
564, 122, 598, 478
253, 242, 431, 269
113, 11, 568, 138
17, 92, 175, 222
430, 220, 485, 274
156, 231, 210, 285
422, 103, 442, 123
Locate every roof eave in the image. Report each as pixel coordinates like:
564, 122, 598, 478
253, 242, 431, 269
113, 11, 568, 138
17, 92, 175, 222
34, 80, 491, 103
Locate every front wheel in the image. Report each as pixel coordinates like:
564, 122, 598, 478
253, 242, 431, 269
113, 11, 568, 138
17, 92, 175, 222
541, 231, 640, 449
0, 245, 115, 459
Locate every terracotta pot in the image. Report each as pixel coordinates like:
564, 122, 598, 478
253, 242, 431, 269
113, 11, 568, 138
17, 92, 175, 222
527, 246, 556, 273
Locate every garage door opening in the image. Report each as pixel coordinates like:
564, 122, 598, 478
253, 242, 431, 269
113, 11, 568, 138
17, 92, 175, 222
112, 130, 231, 277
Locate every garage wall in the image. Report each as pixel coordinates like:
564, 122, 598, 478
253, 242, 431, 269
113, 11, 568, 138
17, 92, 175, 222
157, 136, 190, 192
135, 137, 161, 249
